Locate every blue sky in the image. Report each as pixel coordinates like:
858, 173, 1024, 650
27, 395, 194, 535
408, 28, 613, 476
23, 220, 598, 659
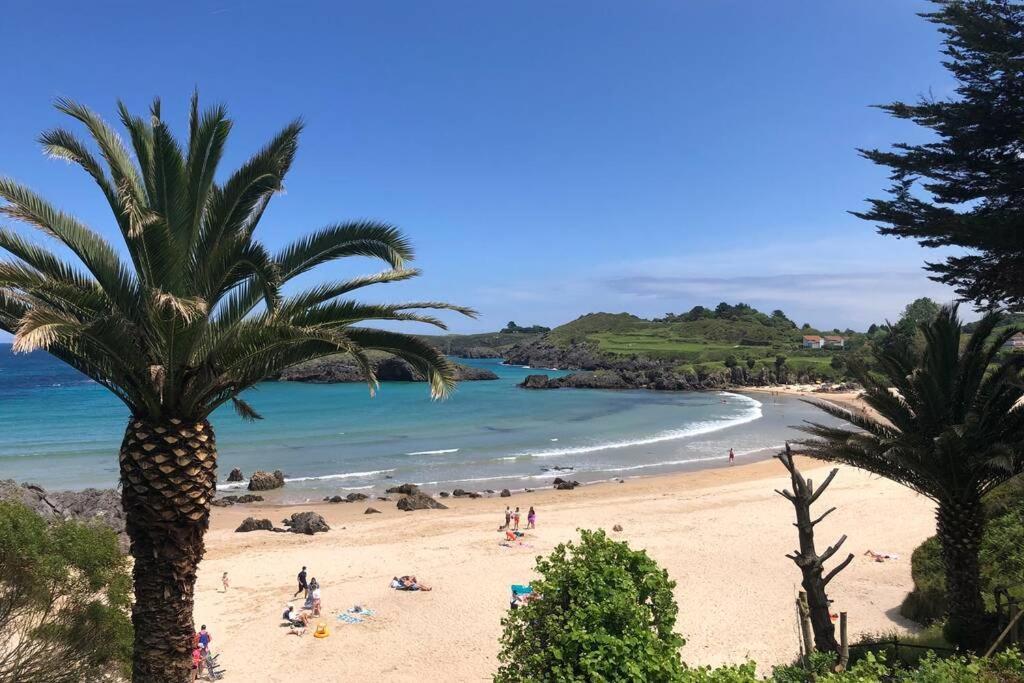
0, 0, 963, 339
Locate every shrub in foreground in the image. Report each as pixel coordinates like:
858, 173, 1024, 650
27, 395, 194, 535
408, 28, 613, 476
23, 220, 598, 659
0, 501, 132, 682
495, 528, 684, 682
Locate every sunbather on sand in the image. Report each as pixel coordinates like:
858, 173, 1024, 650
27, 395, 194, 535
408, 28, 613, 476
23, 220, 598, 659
391, 575, 432, 591
282, 604, 311, 628
864, 550, 899, 562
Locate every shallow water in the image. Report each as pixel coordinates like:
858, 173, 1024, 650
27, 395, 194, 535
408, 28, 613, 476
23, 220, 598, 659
0, 347, 842, 499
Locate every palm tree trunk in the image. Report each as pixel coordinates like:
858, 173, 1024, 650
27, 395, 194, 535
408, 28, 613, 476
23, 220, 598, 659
119, 417, 217, 683
936, 497, 986, 648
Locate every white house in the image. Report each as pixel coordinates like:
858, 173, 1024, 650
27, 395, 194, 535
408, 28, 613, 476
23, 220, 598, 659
802, 335, 823, 349
824, 335, 845, 349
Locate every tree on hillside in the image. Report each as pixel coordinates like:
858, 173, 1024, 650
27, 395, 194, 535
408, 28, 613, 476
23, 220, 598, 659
0, 95, 472, 682
495, 529, 684, 682
799, 305, 1024, 648
856, 0, 1024, 310
0, 501, 133, 682
901, 298, 942, 327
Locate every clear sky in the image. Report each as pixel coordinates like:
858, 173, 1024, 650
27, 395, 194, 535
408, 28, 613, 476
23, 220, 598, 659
0, 0, 964, 339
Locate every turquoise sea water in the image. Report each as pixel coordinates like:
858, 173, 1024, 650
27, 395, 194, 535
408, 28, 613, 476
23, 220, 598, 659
0, 345, 841, 500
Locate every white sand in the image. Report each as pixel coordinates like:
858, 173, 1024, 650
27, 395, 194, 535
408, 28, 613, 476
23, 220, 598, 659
195, 455, 935, 681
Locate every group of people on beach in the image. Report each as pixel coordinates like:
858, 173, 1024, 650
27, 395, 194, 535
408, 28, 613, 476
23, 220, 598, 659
501, 505, 536, 531
283, 566, 324, 635
190, 624, 213, 681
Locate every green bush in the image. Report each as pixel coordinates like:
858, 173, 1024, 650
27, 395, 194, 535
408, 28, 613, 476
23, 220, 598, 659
0, 501, 133, 682
495, 529, 684, 682
902, 480, 1024, 625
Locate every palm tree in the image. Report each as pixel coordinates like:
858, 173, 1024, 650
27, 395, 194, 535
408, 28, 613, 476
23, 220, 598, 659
0, 95, 473, 682
798, 305, 1024, 648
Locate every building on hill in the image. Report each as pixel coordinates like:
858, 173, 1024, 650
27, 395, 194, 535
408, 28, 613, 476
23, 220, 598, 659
802, 335, 823, 349
823, 335, 845, 349
1003, 331, 1024, 351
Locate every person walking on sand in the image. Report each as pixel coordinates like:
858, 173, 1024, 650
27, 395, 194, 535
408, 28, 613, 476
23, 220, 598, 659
527, 506, 536, 529
294, 566, 308, 598
728, 448, 735, 465
513, 507, 521, 531
221, 571, 229, 591
504, 506, 511, 530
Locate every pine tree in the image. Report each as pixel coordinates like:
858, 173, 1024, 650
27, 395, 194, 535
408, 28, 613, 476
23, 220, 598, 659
856, 0, 1024, 309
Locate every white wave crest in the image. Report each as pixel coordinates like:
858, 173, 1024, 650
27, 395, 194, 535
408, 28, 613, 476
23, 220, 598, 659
405, 448, 460, 456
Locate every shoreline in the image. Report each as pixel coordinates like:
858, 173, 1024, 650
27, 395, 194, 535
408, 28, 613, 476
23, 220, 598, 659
198, 453, 935, 680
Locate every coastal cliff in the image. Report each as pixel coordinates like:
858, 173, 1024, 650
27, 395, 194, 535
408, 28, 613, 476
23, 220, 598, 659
277, 355, 498, 384
506, 338, 822, 390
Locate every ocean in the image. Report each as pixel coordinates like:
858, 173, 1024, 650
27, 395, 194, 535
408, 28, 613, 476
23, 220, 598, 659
0, 345, 842, 500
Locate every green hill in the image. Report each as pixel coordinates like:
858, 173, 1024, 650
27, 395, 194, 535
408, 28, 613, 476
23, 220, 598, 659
541, 304, 867, 379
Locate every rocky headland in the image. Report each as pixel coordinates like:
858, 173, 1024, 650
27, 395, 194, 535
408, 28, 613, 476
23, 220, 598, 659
276, 355, 498, 384
0, 479, 128, 551
505, 338, 828, 391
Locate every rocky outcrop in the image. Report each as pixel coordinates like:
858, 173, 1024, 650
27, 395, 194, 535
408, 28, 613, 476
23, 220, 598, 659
322, 491, 370, 503
227, 468, 245, 482
211, 494, 264, 507
386, 483, 420, 496
248, 470, 285, 491
553, 477, 580, 490
500, 489, 511, 497
277, 356, 498, 383
236, 517, 274, 532
0, 480, 127, 550
397, 492, 448, 511
282, 511, 330, 535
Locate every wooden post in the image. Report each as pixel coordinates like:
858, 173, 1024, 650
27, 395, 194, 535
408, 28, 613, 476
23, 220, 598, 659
798, 591, 814, 665
836, 612, 849, 672
1011, 603, 1021, 646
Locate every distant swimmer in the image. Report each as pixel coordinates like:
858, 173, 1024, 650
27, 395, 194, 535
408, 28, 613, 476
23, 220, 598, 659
728, 448, 735, 465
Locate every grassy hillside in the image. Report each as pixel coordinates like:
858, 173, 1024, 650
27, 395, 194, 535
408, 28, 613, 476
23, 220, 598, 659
545, 305, 867, 379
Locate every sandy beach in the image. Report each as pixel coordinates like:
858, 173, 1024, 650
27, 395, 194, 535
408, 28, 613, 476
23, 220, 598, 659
195, 453, 935, 681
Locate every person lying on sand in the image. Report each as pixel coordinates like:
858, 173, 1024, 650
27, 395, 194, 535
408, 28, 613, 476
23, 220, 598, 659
282, 604, 311, 627
391, 575, 432, 591
864, 550, 900, 562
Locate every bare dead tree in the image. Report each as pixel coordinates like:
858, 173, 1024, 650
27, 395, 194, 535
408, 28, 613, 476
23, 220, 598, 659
775, 443, 854, 653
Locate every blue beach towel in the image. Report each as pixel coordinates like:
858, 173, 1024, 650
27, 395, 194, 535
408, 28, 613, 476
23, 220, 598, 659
511, 584, 533, 596
337, 613, 363, 624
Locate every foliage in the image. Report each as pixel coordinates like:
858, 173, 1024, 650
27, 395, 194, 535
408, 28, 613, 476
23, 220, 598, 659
495, 529, 684, 682
856, 0, 1024, 310
798, 305, 1024, 646
903, 482, 1024, 625
686, 649, 1024, 682
0, 94, 474, 422
500, 321, 551, 334
0, 501, 132, 682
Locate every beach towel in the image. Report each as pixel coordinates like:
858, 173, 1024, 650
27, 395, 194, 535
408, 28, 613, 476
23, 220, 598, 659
511, 584, 533, 596
337, 613, 364, 624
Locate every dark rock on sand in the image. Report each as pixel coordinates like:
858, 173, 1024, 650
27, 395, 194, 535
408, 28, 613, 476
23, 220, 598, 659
397, 492, 448, 511
236, 517, 274, 532
227, 468, 245, 482
553, 477, 580, 490
452, 488, 469, 497
346, 492, 369, 502
282, 511, 330, 535
377, 496, 391, 501
386, 483, 420, 496
212, 494, 264, 507
439, 491, 450, 498
0, 479, 128, 551
248, 470, 285, 491
364, 507, 381, 514
324, 495, 345, 503
500, 489, 511, 497
613, 524, 624, 532
484, 489, 495, 494
468, 492, 482, 498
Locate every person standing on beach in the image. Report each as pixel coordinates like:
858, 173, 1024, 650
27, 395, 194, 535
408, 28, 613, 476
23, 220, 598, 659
294, 566, 308, 598
728, 448, 735, 465
513, 507, 521, 531
504, 506, 511, 530
527, 506, 536, 529
221, 572, 229, 592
